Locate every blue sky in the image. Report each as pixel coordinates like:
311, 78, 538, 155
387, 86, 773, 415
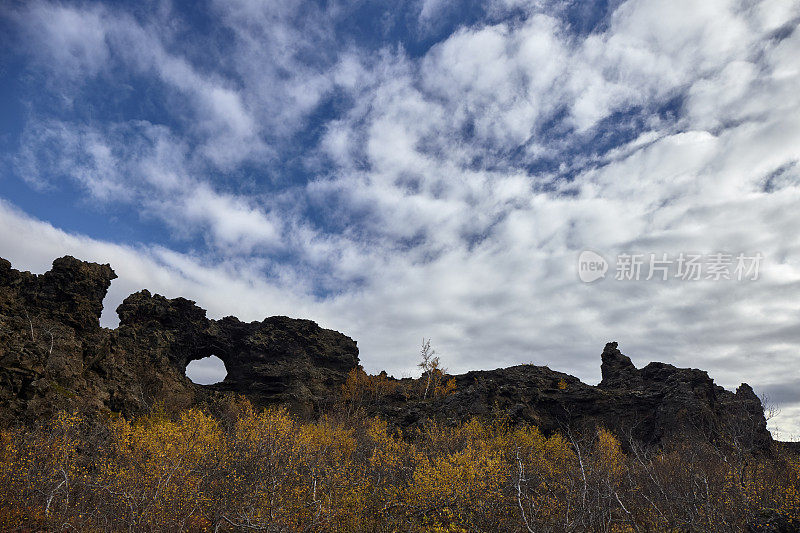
2, 0, 800, 437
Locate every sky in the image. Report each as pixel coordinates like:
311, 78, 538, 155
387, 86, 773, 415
1, 0, 800, 438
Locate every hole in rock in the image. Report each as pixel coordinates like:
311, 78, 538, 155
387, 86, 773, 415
185, 355, 227, 385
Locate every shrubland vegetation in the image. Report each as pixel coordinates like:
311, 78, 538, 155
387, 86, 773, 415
0, 388, 798, 532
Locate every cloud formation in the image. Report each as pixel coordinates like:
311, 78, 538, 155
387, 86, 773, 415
2, 0, 800, 437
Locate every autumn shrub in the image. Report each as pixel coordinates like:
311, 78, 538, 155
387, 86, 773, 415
0, 401, 798, 532
340, 366, 403, 408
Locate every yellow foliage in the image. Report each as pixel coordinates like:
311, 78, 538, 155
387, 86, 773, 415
596, 427, 624, 480
0, 403, 797, 532
434, 376, 457, 397
341, 366, 401, 405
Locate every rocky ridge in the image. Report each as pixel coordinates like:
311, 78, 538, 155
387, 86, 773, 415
0, 256, 358, 425
368, 342, 771, 450
0, 256, 773, 451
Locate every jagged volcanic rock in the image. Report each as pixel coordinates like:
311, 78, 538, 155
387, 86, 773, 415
115, 289, 360, 415
0, 256, 359, 424
0, 255, 773, 452
368, 341, 772, 450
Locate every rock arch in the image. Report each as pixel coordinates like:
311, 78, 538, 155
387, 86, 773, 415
115, 289, 360, 412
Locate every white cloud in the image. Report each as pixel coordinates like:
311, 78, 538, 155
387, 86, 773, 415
13, 119, 283, 254
13, 2, 273, 168
177, 185, 282, 253
208, 0, 340, 140
0, 199, 310, 325
15, 2, 110, 80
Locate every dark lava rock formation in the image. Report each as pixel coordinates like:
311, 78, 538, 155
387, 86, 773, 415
0, 256, 773, 451
0, 256, 358, 425
368, 342, 772, 451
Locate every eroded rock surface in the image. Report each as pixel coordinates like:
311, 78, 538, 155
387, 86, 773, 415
369, 341, 771, 450
0, 256, 358, 424
115, 289, 359, 415
0, 256, 773, 452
